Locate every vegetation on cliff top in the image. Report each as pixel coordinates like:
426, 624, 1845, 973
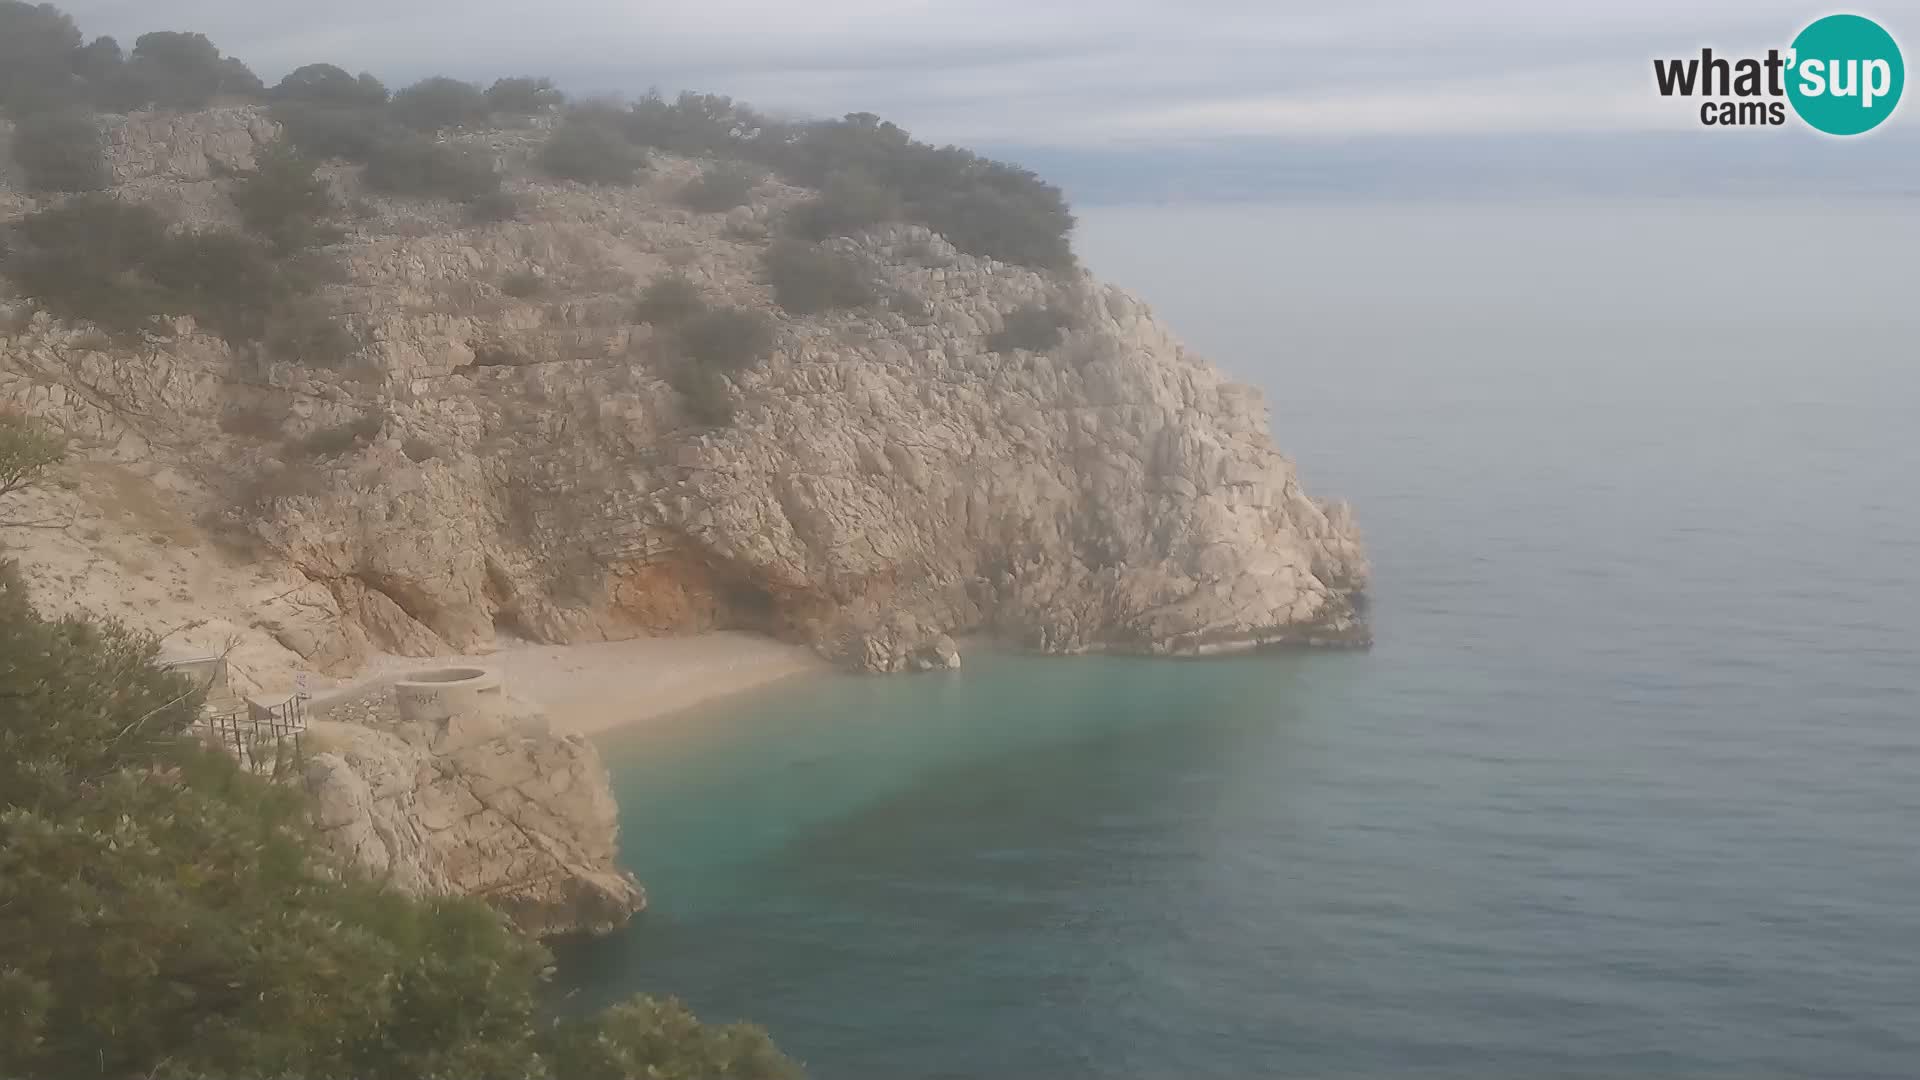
2, 0, 1075, 270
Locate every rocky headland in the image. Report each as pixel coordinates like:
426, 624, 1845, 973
0, 104, 1367, 931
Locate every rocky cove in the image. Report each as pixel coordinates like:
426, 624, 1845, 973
0, 105, 1367, 935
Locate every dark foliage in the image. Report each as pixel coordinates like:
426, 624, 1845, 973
501, 269, 545, 298
0, 1, 83, 112
263, 296, 359, 368
485, 76, 563, 115
680, 160, 761, 213
1, 196, 334, 344
623, 90, 778, 158
541, 116, 647, 185
678, 306, 773, 371
9, 108, 108, 192
783, 168, 904, 241
617, 97, 1074, 269
118, 30, 258, 110
362, 137, 502, 203
764, 239, 875, 315
633, 271, 704, 324
669, 365, 736, 427
273, 63, 389, 107
231, 138, 342, 253
0, 574, 802, 1080
467, 190, 520, 223
987, 301, 1075, 353
391, 76, 488, 131
270, 100, 402, 162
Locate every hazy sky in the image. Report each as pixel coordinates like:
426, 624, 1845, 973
53, 0, 1920, 145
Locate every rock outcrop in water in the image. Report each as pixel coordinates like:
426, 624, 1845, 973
0, 106, 1368, 680
303, 683, 645, 937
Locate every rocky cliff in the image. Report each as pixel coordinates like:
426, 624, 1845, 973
304, 683, 645, 937
0, 106, 1368, 681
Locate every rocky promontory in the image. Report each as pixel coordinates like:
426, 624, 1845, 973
0, 106, 1368, 682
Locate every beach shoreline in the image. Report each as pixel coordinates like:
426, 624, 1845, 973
312, 632, 831, 737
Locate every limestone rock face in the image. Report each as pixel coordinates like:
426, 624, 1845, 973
302, 688, 645, 937
106, 107, 278, 184
0, 107, 1368, 684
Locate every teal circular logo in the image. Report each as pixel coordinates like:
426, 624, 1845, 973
1787, 14, 1905, 135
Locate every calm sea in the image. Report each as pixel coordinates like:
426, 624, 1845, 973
556, 200, 1920, 1079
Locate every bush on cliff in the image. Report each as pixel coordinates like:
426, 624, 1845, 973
0, 568, 803, 1080
541, 115, 648, 185
679, 306, 774, 371
487, 76, 565, 116
232, 138, 343, 253
680, 160, 761, 212
987, 301, 1075, 353
619, 99, 1074, 269
362, 137, 503, 203
118, 30, 260, 110
392, 75, 489, 131
634, 271, 705, 325
783, 167, 905, 241
0, 196, 339, 344
8, 108, 109, 192
272, 62, 389, 108
272, 99, 403, 161
0, 2, 82, 111
765, 239, 875, 315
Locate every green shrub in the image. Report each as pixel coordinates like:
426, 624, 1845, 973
669, 365, 736, 427
272, 63, 387, 107
541, 117, 646, 185
623, 90, 777, 157
362, 137, 501, 203
0, 411, 66, 501
485, 76, 563, 115
9, 108, 108, 193
391, 76, 488, 131
1, 197, 334, 344
0, 577, 803, 1080
678, 306, 772, 371
784, 168, 902, 240
764, 239, 874, 315
2, 196, 176, 333
500, 269, 544, 298
681, 161, 760, 213
119, 30, 256, 110
263, 297, 358, 368
232, 139, 342, 253
548, 997, 799, 1080
634, 272, 704, 324
0, 2, 83, 112
271, 101, 402, 162
144, 227, 281, 340
987, 302, 1074, 353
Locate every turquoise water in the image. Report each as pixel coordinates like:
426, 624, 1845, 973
557, 201, 1920, 1078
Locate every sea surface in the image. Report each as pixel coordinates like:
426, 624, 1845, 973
556, 200, 1920, 1079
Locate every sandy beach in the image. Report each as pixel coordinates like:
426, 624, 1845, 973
315, 632, 830, 737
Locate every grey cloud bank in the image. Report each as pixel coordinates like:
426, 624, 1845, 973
56, 0, 1920, 199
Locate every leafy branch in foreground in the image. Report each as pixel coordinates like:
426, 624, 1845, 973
0, 568, 802, 1080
